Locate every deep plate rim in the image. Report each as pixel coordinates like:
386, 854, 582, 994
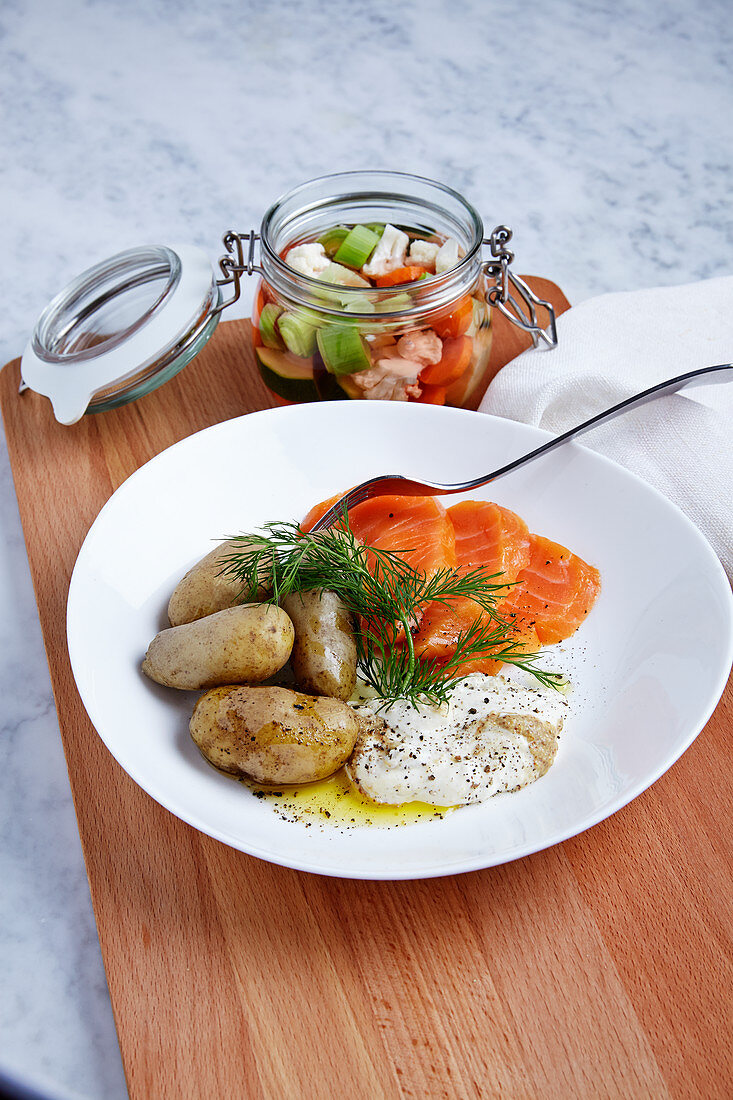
67, 402, 733, 879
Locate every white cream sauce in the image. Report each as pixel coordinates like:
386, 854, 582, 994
347, 673, 568, 807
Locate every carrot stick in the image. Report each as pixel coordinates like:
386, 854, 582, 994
432, 295, 474, 339
372, 265, 426, 287
419, 335, 473, 386
413, 383, 447, 405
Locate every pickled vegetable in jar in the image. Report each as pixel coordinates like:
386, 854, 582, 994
248, 172, 551, 410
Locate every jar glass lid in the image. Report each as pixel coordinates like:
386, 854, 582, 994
21, 244, 220, 424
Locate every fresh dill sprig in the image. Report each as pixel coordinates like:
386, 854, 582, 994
217, 513, 563, 706
435, 619, 568, 696
356, 609, 565, 706
218, 518, 421, 622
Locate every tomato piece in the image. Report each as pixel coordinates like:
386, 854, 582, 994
372, 265, 427, 287
432, 295, 474, 339
419, 335, 473, 386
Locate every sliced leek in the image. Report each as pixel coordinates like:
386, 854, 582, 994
374, 292, 413, 313
342, 295, 376, 314
334, 224, 381, 269
258, 303, 284, 349
318, 225, 349, 257
317, 326, 372, 375
278, 311, 318, 358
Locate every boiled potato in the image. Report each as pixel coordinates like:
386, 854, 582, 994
168, 538, 271, 627
281, 590, 357, 701
190, 685, 362, 783
142, 604, 293, 690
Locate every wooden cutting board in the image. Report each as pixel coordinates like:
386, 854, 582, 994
2, 294, 731, 1100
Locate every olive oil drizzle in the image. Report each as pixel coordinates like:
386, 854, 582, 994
245, 768, 451, 829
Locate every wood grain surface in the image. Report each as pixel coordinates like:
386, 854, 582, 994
1, 298, 731, 1100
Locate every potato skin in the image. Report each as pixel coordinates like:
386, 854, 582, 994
168, 538, 270, 627
281, 590, 357, 701
190, 685, 361, 783
142, 604, 293, 690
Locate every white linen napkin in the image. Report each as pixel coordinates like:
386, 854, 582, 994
479, 276, 733, 578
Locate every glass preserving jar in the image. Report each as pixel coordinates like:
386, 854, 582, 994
21, 170, 556, 424
221, 171, 557, 410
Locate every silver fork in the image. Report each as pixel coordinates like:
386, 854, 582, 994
310, 363, 732, 532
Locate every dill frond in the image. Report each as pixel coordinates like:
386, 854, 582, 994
217, 514, 564, 706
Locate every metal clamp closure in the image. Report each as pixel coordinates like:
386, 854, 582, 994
484, 226, 558, 349
212, 230, 261, 316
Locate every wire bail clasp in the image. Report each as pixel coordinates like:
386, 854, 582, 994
484, 226, 558, 349
212, 230, 261, 316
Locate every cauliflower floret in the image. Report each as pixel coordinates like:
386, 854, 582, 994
362, 224, 409, 277
352, 357, 422, 401
285, 243, 330, 278
396, 329, 443, 365
408, 240, 440, 270
435, 237, 460, 274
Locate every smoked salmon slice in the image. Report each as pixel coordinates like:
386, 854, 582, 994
412, 595, 540, 677
301, 494, 457, 644
302, 493, 457, 576
411, 500, 535, 672
346, 495, 457, 577
448, 500, 531, 583
299, 493, 600, 669
499, 534, 601, 645
300, 492, 347, 533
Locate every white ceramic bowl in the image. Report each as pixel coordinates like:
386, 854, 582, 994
67, 402, 733, 879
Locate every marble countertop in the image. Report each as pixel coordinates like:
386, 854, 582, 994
1, 1, 731, 1097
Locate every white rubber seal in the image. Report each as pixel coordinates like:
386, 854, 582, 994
21, 244, 216, 425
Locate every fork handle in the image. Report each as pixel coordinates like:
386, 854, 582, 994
311, 363, 732, 528
446, 361, 733, 494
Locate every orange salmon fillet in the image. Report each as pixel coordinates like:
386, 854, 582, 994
448, 500, 531, 583
499, 534, 601, 645
412, 595, 540, 677
301, 494, 457, 645
412, 500, 536, 673
346, 495, 457, 577
299, 494, 600, 670
300, 492, 346, 533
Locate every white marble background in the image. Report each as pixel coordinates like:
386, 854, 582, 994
1, 1, 731, 1097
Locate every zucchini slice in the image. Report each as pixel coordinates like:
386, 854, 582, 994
336, 373, 363, 399
255, 347, 319, 403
